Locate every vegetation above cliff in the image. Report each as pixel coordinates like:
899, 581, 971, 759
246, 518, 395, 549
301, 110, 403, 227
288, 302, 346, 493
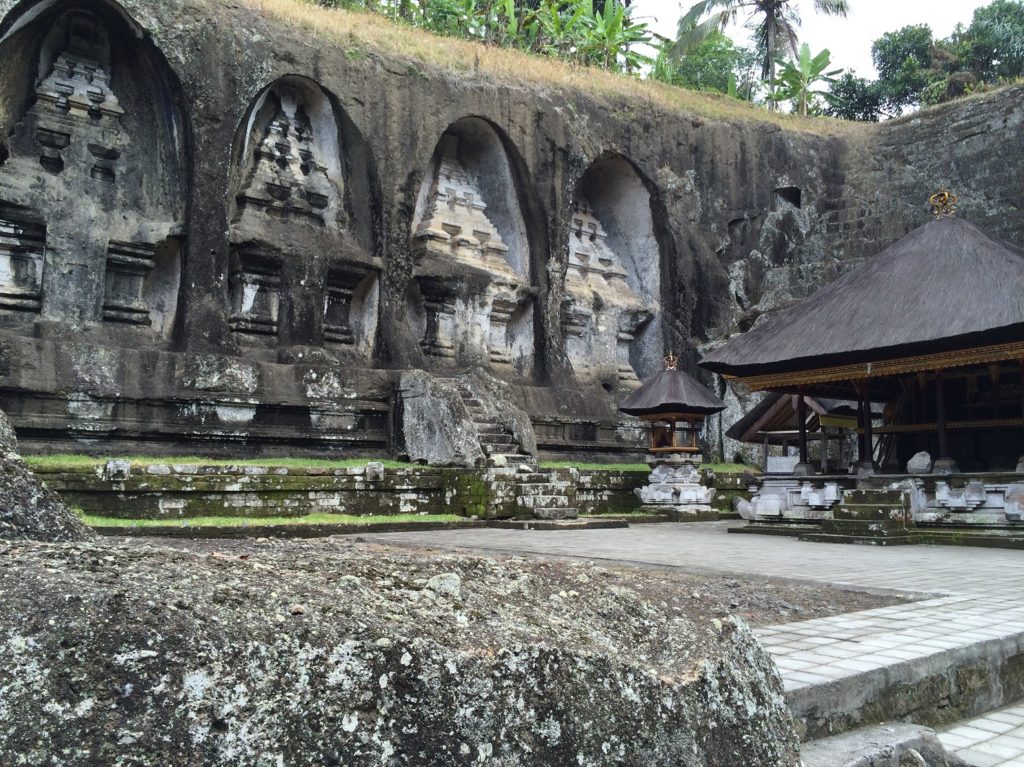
245, 0, 860, 133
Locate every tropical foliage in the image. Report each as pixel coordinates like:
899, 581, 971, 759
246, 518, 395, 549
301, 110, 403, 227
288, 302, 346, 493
827, 0, 1024, 121
315, 0, 654, 72
672, 0, 850, 108
771, 43, 840, 115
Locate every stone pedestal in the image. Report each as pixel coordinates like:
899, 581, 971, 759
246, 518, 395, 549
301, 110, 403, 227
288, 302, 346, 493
634, 457, 718, 521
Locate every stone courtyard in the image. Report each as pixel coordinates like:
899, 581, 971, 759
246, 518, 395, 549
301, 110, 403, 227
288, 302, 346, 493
368, 523, 1024, 766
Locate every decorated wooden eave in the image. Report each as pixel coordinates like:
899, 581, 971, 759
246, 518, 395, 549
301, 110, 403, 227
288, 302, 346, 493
700, 193, 1024, 394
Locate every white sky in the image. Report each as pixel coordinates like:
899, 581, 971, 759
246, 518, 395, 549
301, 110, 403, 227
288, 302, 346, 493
632, 0, 993, 78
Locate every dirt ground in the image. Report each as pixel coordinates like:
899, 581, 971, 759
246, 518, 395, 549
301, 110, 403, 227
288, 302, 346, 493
125, 534, 910, 627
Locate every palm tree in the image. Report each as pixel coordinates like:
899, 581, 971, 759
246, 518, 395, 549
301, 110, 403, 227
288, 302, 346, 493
673, 0, 850, 109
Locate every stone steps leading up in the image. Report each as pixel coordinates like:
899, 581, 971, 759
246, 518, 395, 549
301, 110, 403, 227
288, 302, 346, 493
443, 376, 535, 469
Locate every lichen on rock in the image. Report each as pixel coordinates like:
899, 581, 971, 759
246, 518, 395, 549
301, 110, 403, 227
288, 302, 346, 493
0, 537, 801, 766
0, 409, 91, 542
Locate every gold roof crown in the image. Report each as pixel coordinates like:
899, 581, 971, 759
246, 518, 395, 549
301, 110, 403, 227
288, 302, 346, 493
929, 190, 958, 219
664, 352, 678, 371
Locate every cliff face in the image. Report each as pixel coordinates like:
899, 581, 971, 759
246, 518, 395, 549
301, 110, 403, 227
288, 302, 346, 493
0, 0, 1019, 461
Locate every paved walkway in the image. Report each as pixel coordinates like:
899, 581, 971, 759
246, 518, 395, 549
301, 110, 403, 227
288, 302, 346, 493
366, 522, 1024, 763
939, 702, 1024, 767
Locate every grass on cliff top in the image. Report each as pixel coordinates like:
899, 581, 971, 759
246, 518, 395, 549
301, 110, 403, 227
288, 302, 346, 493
77, 511, 469, 528
246, 0, 857, 135
25, 454, 416, 471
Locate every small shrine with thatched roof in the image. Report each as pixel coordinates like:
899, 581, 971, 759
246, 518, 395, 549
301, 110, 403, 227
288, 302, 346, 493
620, 353, 725, 519
702, 193, 1024, 541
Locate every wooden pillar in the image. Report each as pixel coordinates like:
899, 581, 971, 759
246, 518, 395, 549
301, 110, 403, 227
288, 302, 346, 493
856, 379, 875, 475
797, 392, 809, 464
1018, 360, 1024, 473
934, 368, 958, 474
935, 369, 949, 459
862, 393, 874, 464
856, 382, 867, 464
794, 389, 814, 476
763, 433, 769, 473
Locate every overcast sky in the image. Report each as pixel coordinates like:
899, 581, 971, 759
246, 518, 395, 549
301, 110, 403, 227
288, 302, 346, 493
632, 0, 993, 77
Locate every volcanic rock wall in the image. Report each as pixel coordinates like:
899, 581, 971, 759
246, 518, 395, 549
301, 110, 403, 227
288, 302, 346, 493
0, 0, 1020, 461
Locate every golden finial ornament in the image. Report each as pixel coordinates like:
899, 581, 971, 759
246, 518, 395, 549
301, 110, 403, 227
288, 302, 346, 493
663, 352, 678, 371
929, 190, 958, 219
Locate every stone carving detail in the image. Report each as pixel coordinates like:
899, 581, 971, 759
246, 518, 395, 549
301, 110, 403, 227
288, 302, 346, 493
565, 200, 656, 384
417, 277, 457, 359
102, 241, 156, 325
32, 12, 125, 180
412, 135, 531, 369
414, 135, 513, 277
228, 251, 281, 338
636, 461, 716, 506
0, 214, 45, 312
237, 88, 338, 224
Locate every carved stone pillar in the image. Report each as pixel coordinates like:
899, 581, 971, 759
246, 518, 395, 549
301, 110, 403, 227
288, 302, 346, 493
228, 251, 281, 338
488, 291, 520, 366
616, 309, 652, 384
418, 278, 457, 359
0, 214, 46, 313
102, 241, 156, 325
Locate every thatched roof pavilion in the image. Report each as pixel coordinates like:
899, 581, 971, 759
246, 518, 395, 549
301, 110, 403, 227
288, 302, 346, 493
620, 355, 724, 456
702, 215, 1024, 397
619, 364, 726, 418
702, 200, 1024, 474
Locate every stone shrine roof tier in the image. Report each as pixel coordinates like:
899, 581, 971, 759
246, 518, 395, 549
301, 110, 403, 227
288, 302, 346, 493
619, 365, 726, 418
700, 216, 1024, 392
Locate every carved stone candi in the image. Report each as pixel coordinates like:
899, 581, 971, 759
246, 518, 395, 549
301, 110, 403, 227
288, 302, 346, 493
564, 199, 656, 385
411, 133, 533, 371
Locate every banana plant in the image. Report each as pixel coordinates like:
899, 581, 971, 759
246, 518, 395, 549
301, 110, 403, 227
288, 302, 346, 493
771, 43, 842, 115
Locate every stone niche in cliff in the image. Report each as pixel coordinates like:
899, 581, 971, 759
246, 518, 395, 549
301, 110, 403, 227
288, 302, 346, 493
408, 118, 536, 378
229, 76, 380, 359
0, 4, 186, 337
565, 154, 662, 388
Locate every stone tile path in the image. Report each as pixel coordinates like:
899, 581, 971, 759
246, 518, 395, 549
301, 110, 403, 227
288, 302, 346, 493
939, 703, 1024, 767
366, 522, 1024, 760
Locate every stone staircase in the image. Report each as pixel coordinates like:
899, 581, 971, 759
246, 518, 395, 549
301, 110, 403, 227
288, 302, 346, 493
515, 467, 578, 520
440, 376, 535, 469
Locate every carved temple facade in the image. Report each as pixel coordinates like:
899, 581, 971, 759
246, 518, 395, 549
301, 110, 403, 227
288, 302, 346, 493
0, 0, 1021, 462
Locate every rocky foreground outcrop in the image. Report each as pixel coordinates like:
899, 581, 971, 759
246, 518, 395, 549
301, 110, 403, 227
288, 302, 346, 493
0, 410, 91, 542
0, 537, 800, 766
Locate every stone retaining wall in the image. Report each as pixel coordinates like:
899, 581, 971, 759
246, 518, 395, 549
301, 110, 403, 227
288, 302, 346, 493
40, 462, 657, 520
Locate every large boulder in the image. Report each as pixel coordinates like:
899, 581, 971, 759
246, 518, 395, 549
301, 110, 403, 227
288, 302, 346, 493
397, 370, 486, 466
0, 410, 91, 542
0, 538, 800, 766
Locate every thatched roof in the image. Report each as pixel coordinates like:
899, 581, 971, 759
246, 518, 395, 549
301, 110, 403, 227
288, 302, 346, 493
701, 216, 1024, 379
619, 368, 725, 417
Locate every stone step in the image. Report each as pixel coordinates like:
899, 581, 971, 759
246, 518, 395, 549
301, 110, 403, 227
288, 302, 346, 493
531, 507, 579, 521
479, 434, 514, 446
764, 601, 1024, 743
516, 482, 573, 494
517, 495, 574, 509
493, 454, 534, 465
801, 722, 962, 767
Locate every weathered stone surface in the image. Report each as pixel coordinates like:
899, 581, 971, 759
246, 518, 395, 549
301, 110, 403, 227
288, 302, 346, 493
397, 370, 486, 467
907, 452, 934, 474
801, 723, 969, 767
0, 538, 801, 766
0, 409, 91, 542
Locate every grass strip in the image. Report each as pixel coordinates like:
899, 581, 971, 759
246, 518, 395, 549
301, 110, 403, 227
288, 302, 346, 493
78, 511, 469, 528
25, 454, 416, 471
